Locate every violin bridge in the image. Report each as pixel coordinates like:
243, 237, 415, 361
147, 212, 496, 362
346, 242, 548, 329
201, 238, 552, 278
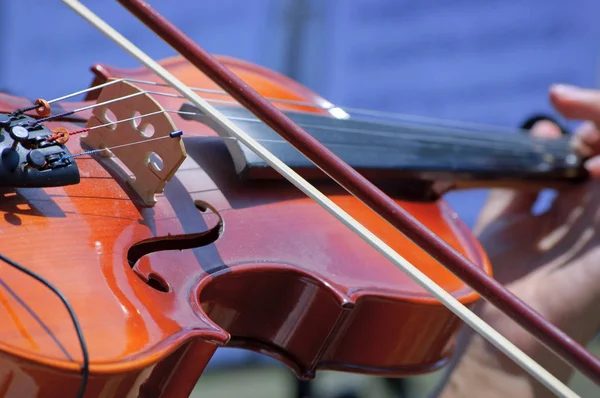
83, 79, 186, 206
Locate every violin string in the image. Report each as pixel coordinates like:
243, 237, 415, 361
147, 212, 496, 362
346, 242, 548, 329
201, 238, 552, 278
218, 114, 572, 156
32, 91, 149, 125
29, 76, 566, 149
31, 96, 567, 181
119, 77, 562, 137
194, 113, 574, 162
61, 130, 183, 161
187, 111, 572, 160
143, 90, 556, 147
17, 73, 572, 161
199, 107, 568, 152
33, 74, 548, 139
47, 78, 126, 104
67, 108, 573, 166
10, 78, 128, 117
32, 85, 572, 160
16, 86, 570, 170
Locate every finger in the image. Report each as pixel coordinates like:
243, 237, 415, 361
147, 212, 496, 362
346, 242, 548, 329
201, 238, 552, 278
474, 121, 563, 233
571, 121, 600, 157
584, 155, 600, 179
550, 84, 600, 123
568, 121, 600, 178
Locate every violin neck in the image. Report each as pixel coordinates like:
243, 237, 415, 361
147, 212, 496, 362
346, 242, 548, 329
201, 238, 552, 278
180, 103, 587, 199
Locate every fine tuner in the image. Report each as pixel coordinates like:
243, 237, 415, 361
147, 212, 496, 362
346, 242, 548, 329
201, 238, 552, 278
0, 111, 80, 188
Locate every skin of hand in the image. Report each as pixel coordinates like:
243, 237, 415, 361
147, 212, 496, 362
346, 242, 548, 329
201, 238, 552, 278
433, 84, 600, 398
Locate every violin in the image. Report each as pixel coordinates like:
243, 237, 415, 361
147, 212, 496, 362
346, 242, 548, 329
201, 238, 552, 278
0, 1, 596, 397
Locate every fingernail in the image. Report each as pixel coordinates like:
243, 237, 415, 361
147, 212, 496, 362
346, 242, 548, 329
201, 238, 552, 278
551, 84, 583, 98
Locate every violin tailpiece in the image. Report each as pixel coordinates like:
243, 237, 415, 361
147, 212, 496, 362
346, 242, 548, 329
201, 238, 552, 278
83, 79, 187, 206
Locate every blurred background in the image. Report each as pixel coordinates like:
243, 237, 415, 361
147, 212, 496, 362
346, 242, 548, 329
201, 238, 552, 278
2, 0, 600, 396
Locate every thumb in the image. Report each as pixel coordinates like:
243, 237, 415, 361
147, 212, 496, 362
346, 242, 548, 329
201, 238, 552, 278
474, 120, 564, 234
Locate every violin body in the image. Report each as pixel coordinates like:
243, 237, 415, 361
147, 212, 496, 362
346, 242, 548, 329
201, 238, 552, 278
0, 56, 490, 397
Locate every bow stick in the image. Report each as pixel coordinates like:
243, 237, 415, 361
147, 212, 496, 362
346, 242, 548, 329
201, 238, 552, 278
61, 0, 591, 395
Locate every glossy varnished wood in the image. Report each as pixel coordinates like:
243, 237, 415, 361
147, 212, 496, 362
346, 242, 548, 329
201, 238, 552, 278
0, 56, 490, 397
113, 2, 600, 383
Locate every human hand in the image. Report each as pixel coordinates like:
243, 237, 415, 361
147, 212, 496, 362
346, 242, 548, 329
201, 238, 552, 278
437, 85, 600, 398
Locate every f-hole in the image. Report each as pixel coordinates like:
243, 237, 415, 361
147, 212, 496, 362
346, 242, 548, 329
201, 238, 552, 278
127, 200, 223, 292
146, 273, 170, 293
